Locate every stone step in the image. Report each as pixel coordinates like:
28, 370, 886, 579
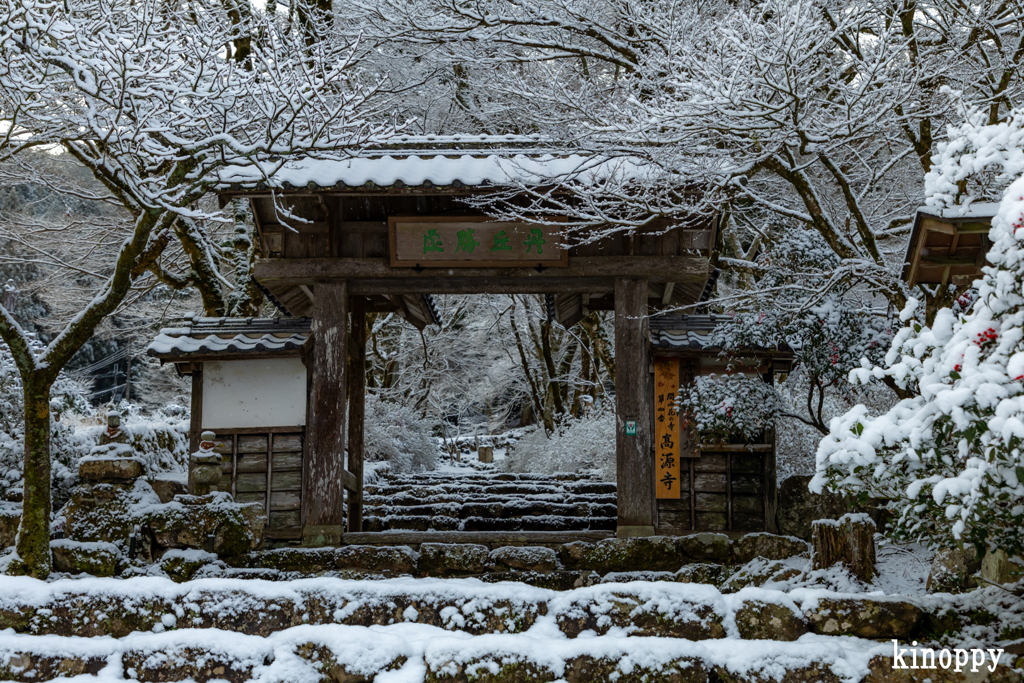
362, 502, 618, 520
363, 482, 615, 498
363, 515, 617, 533
363, 492, 617, 507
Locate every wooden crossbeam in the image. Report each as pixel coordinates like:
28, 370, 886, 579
256, 256, 710, 296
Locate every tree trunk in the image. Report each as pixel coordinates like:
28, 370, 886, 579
14, 375, 53, 578
812, 514, 876, 582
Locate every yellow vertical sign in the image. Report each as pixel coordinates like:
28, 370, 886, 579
654, 358, 681, 499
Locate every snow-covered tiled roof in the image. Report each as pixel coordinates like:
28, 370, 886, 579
217, 153, 649, 191
917, 202, 999, 219
650, 315, 723, 350
147, 317, 310, 360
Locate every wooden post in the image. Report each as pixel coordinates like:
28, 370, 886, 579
812, 514, 877, 582
303, 281, 348, 546
346, 295, 367, 533
614, 277, 655, 537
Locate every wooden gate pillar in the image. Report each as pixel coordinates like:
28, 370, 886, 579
346, 295, 367, 533
303, 281, 348, 546
614, 277, 655, 537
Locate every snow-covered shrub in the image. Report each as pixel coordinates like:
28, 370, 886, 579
1, 338, 94, 508
676, 374, 778, 443
364, 394, 437, 473
502, 406, 614, 480
815, 108, 1024, 557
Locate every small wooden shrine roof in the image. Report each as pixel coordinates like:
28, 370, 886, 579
651, 314, 794, 371
147, 316, 310, 364
902, 203, 997, 287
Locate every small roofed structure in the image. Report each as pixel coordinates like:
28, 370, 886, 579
148, 316, 320, 541
903, 203, 998, 288
649, 315, 794, 537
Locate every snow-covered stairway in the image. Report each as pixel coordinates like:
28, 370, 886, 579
358, 471, 617, 535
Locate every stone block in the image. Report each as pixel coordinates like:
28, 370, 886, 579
50, 539, 120, 577
553, 586, 726, 639
336, 545, 418, 574
804, 597, 925, 639
149, 475, 187, 504
732, 533, 810, 564
0, 651, 106, 681
490, 546, 559, 572
78, 457, 145, 482
418, 543, 489, 575
678, 533, 732, 562
734, 599, 807, 641
63, 480, 160, 548
775, 475, 849, 541
159, 548, 220, 582
559, 536, 690, 573
145, 492, 264, 557
980, 548, 1022, 587
926, 546, 980, 594
675, 563, 733, 587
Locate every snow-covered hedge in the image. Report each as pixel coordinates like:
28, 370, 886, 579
502, 406, 614, 480
814, 106, 1024, 557
364, 394, 438, 473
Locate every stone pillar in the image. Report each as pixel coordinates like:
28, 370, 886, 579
614, 277, 655, 537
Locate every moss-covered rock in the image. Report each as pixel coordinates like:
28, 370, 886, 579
980, 549, 1023, 586
337, 545, 418, 574
927, 546, 980, 594
861, 653, 1020, 682
481, 570, 599, 591
678, 533, 732, 562
490, 546, 558, 572
713, 663, 843, 683
418, 543, 489, 575
804, 598, 925, 639
294, 642, 406, 683
0, 651, 107, 682
774, 475, 849, 541
62, 479, 160, 548
559, 537, 690, 573
228, 547, 336, 573
159, 548, 220, 582
565, 656, 707, 683
145, 492, 264, 558
554, 588, 726, 639
734, 599, 807, 641
732, 533, 810, 564
50, 539, 120, 576
122, 643, 271, 683
720, 558, 803, 593
78, 456, 146, 482
426, 656, 557, 683
675, 563, 734, 586
149, 475, 187, 504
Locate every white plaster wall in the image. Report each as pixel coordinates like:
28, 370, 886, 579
201, 358, 306, 429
